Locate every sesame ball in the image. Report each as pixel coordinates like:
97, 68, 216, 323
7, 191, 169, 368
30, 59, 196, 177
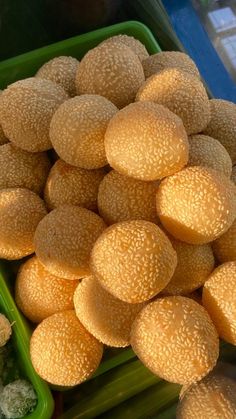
131, 297, 219, 385
102, 34, 149, 61
156, 166, 236, 244
50, 95, 117, 169
203, 99, 236, 164
15, 256, 79, 323
213, 219, 236, 263
163, 238, 215, 295
34, 205, 106, 280
176, 372, 236, 419
0, 188, 47, 260
142, 51, 200, 79
75, 42, 145, 108
97, 170, 159, 225
30, 310, 103, 386
202, 261, 236, 345
90, 220, 177, 303
0, 143, 51, 194
136, 68, 210, 135
0, 314, 11, 347
188, 134, 232, 177
44, 159, 105, 211
36, 56, 79, 96
105, 101, 189, 181
0, 78, 69, 152
74, 276, 145, 347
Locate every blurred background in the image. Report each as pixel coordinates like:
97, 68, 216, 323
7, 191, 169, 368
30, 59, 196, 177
0, 0, 181, 61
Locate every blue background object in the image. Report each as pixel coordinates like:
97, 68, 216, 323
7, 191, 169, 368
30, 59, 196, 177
162, 0, 236, 102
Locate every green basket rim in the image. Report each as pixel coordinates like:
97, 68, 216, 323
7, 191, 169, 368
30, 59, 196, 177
0, 20, 160, 69
0, 265, 54, 419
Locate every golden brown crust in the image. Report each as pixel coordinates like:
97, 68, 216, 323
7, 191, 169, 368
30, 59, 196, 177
136, 68, 210, 135
203, 261, 236, 345
0, 78, 69, 152
203, 99, 236, 164
50, 95, 117, 169
34, 205, 106, 280
90, 220, 177, 303
177, 372, 236, 418
188, 134, 232, 177
131, 297, 219, 385
0, 143, 51, 194
44, 159, 105, 211
102, 35, 149, 61
30, 310, 103, 386
15, 256, 79, 323
75, 42, 145, 108
74, 276, 144, 347
156, 166, 236, 244
36, 56, 79, 96
105, 101, 189, 181
163, 238, 215, 295
213, 219, 236, 263
97, 170, 159, 224
142, 51, 200, 79
176, 373, 236, 419
0, 188, 47, 259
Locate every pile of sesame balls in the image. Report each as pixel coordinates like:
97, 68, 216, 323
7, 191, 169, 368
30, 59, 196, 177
0, 34, 235, 416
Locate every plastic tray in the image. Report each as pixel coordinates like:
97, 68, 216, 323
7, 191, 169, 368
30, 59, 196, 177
0, 20, 161, 89
0, 20, 161, 418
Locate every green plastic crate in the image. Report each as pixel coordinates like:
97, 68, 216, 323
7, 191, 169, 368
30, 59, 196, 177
0, 20, 160, 89
0, 263, 54, 419
0, 20, 161, 418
